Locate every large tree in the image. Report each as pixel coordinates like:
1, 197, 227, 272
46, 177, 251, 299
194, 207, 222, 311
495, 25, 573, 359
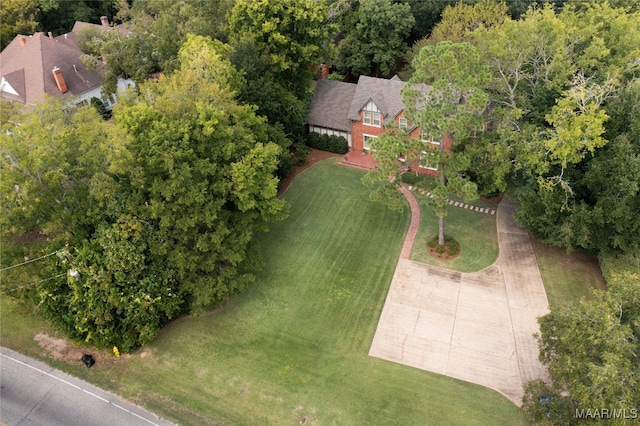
335, 0, 414, 77
2, 35, 288, 352
365, 42, 489, 246
522, 275, 640, 424
463, 2, 640, 255
227, 0, 331, 100
111, 34, 288, 315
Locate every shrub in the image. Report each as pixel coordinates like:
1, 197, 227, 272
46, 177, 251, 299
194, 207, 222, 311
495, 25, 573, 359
292, 142, 311, 166
90, 97, 111, 120
427, 234, 460, 256
307, 132, 348, 154
401, 172, 420, 184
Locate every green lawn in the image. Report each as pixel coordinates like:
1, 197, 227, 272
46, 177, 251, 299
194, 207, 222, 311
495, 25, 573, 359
410, 200, 499, 272
530, 237, 607, 308
0, 159, 524, 425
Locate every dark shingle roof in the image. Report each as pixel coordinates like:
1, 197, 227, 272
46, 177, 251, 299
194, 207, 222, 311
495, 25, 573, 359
0, 32, 104, 104
307, 80, 357, 132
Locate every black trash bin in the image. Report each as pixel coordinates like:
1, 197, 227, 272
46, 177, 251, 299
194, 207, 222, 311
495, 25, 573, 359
81, 354, 95, 368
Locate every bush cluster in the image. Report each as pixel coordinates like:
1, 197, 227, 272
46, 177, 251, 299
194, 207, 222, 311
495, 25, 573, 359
427, 235, 460, 256
307, 132, 349, 154
400, 172, 421, 184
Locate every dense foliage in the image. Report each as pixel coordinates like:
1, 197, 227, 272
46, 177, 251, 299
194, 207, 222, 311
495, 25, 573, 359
1, 35, 287, 351
335, 0, 414, 77
522, 253, 640, 424
307, 133, 349, 154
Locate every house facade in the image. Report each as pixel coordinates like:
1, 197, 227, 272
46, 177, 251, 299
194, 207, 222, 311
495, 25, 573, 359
0, 16, 133, 109
307, 75, 453, 175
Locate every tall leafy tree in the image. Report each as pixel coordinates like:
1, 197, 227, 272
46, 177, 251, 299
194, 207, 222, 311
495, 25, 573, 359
113, 34, 288, 315
336, 0, 414, 77
365, 42, 489, 247
523, 278, 640, 424
0, 100, 121, 243
227, 0, 332, 100
430, 0, 510, 44
3, 35, 288, 352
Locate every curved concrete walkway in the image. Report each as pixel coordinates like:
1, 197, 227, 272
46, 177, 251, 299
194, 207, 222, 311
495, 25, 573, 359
369, 195, 550, 405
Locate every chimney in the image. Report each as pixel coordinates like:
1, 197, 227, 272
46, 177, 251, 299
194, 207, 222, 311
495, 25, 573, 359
19, 35, 26, 46
100, 16, 109, 27
52, 67, 68, 93
48, 32, 53, 39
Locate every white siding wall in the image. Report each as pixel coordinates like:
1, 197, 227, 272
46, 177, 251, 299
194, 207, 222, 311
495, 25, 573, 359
364, 100, 380, 112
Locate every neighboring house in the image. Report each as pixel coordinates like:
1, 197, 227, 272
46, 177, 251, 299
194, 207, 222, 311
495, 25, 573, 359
0, 16, 133, 109
307, 75, 453, 175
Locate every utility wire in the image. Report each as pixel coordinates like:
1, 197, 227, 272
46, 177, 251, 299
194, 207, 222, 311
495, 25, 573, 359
0, 250, 64, 273
0, 272, 67, 295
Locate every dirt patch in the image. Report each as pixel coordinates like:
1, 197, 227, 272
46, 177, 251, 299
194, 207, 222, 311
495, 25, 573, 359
426, 235, 461, 260
10, 230, 48, 245
34, 333, 123, 367
278, 149, 342, 195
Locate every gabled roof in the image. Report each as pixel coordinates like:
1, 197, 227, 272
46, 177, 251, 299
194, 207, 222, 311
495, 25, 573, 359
307, 79, 357, 132
0, 32, 103, 104
347, 75, 408, 124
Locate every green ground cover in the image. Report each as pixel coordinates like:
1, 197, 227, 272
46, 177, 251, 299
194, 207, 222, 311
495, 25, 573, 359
530, 237, 607, 308
410, 200, 499, 272
0, 159, 524, 425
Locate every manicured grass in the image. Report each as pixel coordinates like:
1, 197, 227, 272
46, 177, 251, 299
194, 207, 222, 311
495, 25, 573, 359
530, 237, 607, 308
0, 159, 525, 425
410, 199, 499, 272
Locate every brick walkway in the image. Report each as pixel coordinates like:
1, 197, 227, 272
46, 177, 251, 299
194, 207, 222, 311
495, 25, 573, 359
398, 186, 420, 259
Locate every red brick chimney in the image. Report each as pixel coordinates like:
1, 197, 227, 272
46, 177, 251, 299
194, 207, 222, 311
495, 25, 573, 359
48, 32, 53, 39
19, 36, 26, 46
52, 67, 68, 93
100, 16, 109, 27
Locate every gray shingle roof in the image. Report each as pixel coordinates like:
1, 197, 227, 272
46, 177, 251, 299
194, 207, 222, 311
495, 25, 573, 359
347, 75, 407, 124
307, 80, 357, 132
307, 75, 432, 131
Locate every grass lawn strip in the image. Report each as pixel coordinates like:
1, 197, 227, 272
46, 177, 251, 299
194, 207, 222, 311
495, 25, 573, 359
530, 237, 607, 308
0, 159, 525, 425
410, 200, 499, 272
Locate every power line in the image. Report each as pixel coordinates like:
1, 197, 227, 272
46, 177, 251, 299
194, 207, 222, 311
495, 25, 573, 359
0, 250, 64, 273
0, 272, 67, 295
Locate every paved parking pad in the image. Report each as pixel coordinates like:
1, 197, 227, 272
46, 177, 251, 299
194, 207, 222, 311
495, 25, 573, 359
369, 199, 550, 405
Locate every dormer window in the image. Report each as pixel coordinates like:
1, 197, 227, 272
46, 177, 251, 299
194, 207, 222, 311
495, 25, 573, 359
362, 101, 381, 127
364, 111, 381, 126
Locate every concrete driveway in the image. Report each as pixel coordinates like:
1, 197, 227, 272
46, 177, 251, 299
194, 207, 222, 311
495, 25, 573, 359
369, 198, 550, 405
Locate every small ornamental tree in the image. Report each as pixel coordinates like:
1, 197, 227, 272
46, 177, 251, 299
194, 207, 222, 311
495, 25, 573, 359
364, 41, 490, 247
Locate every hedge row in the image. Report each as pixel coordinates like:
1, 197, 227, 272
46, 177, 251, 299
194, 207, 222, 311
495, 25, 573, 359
307, 132, 349, 154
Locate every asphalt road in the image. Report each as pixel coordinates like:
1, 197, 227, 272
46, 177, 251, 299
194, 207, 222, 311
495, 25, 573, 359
0, 347, 175, 426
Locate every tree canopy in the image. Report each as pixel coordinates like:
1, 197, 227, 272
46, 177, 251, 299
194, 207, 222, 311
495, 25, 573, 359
2, 35, 288, 352
523, 262, 640, 423
335, 0, 414, 77
364, 41, 489, 246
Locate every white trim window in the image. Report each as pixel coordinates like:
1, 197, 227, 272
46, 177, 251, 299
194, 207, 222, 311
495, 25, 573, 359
363, 100, 381, 127
363, 111, 381, 127
399, 117, 408, 129
363, 134, 377, 151
419, 150, 438, 171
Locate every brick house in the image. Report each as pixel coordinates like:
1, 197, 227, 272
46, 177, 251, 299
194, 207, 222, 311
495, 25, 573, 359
307, 75, 453, 175
0, 16, 133, 109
